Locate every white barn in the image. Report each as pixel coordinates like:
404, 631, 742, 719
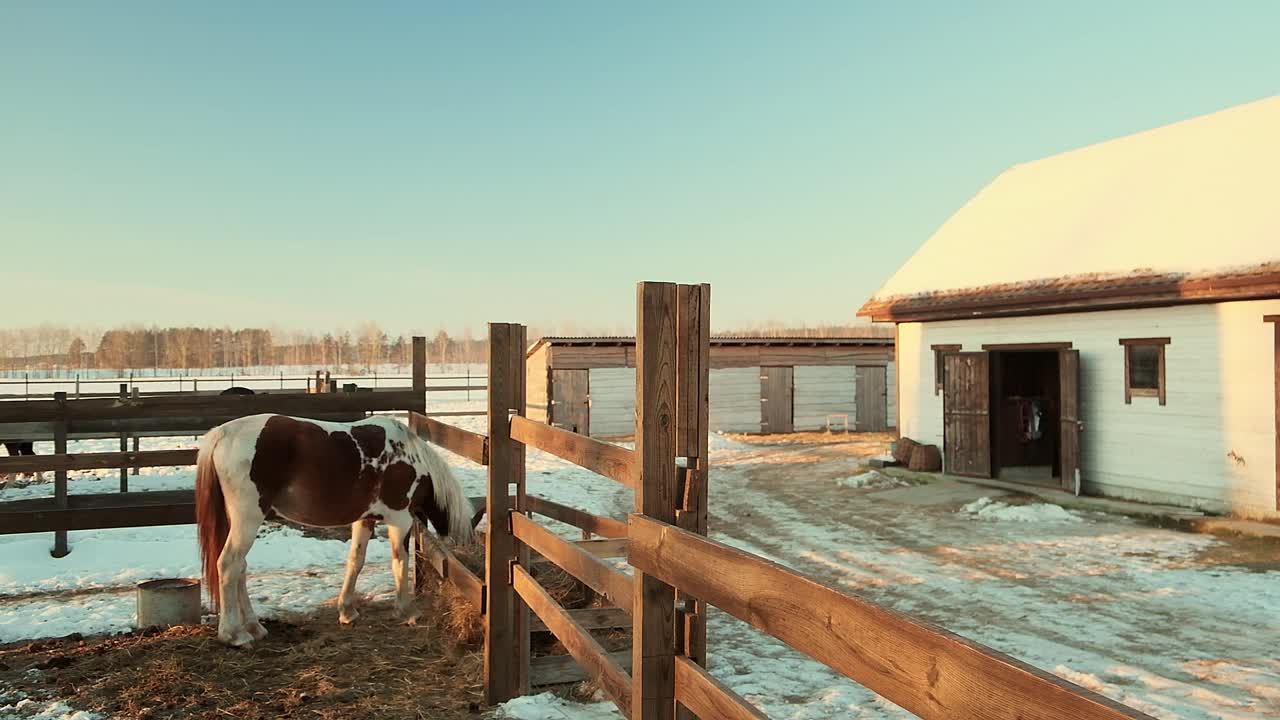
859, 96, 1280, 519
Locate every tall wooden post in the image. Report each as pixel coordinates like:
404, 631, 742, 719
674, 283, 711, 720
412, 336, 427, 414
130, 388, 140, 477
632, 282, 679, 720
52, 392, 69, 558
118, 384, 129, 492
485, 323, 529, 703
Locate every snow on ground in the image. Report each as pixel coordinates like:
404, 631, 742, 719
0, 694, 102, 720
958, 495, 1085, 523
4, 416, 1279, 719
835, 470, 906, 490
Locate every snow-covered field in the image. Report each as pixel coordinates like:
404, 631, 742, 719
3, 414, 1278, 719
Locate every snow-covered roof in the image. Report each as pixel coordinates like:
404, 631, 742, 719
860, 96, 1280, 320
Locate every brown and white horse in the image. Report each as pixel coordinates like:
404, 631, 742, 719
195, 413, 474, 647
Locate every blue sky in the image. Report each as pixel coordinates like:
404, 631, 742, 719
2, 1, 1277, 335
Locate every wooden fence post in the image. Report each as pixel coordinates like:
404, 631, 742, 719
412, 336, 427, 414
633, 282, 679, 720
52, 392, 69, 558
118, 384, 129, 492
674, 283, 711, 720
485, 323, 530, 703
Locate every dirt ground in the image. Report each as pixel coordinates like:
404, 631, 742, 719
0, 586, 485, 720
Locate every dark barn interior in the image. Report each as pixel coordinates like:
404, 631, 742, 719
990, 351, 1060, 484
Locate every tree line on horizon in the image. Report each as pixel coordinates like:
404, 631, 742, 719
0, 321, 892, 373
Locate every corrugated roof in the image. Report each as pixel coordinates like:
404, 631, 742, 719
861, 95, 1280, 314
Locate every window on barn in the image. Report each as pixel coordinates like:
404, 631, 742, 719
1119, 338, 1170, 405
931, 344, 961, 395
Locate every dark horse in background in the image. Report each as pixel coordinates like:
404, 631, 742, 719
1, 440, 40, 487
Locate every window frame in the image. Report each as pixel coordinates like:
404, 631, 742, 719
931, 344, 962, 395
1119, 337, 1170, 405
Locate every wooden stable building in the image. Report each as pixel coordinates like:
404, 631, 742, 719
526, 336, 895, 437
859, 96, 1280, 519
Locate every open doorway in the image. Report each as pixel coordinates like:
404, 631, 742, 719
990, 350, 1060, 486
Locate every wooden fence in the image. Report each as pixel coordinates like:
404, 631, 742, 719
408, 283, 1155, 720
0, 337, 483, 556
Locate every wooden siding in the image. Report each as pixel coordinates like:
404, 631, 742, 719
526, 345, 550, 424
794, 367, 855, 431
709, 368, 762, 433
588, 367, 636, 438
897, 298, 1280, 518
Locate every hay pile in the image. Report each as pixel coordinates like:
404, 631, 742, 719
0, 599, 484, 720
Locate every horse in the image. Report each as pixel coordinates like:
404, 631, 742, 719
1, 440, 42, 487
194, 413, 474, 647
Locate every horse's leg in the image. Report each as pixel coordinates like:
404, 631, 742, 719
237, 569, 268, 641
338, 519, 374, 624
217, 508, 264, 647
385, 512, 418, 625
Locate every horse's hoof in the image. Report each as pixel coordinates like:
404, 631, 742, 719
219, 629, 255, 647
339, 608, 359, 625
249, 622, 269, 640
400, 615, 420, 627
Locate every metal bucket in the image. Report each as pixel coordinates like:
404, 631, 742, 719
136, 578, 201, 629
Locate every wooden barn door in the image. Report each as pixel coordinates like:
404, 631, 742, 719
550, 369, 590, 435
759, 366, 794, 433
943, 352, 991, 477
1059, 349, 1082, 494
855, 365, 888, 431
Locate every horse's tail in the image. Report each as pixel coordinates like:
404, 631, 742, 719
195, 425, 229, 611
418, 439, 476, 544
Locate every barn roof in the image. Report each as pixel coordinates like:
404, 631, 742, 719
528, 335, 894, 356
859, 96, 1280, 322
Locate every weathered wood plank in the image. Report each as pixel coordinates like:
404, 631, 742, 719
423, 538, 485, 611
510, 512, 633, 615
0, 390, 423, 424
530, 607, 629, 633
513, 565, 632, 716
530, 650, 632, 686
633, 281, 679, 720
408, 411, 489, 466
675, 656, 766, 720
0, 449, 197, 475
525, 494, 629, 539
629, 515, 1154, 720
675, 283, 711, 706
0, 490, 196, 535
509, 415, 636, 488
484, 322, 522, 704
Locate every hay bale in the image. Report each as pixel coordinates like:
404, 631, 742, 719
893, 437, 919, 465
908, 443, 942, 472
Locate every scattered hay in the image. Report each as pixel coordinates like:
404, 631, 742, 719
0, 593, 485, 720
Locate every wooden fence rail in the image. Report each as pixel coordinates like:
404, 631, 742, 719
408, 412, 489, 465
510, 512, 634, 614
0, 389, 425, 423
509, 415, 636, 488
628, 514, 1152, 720
525, 495, 629, 539
512, 564, 633, 715
0, 449, 197, 475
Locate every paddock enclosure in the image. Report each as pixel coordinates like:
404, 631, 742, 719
525, 335, 896, 437
2, 283, 1157, 719
413, 282, 1154, 720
